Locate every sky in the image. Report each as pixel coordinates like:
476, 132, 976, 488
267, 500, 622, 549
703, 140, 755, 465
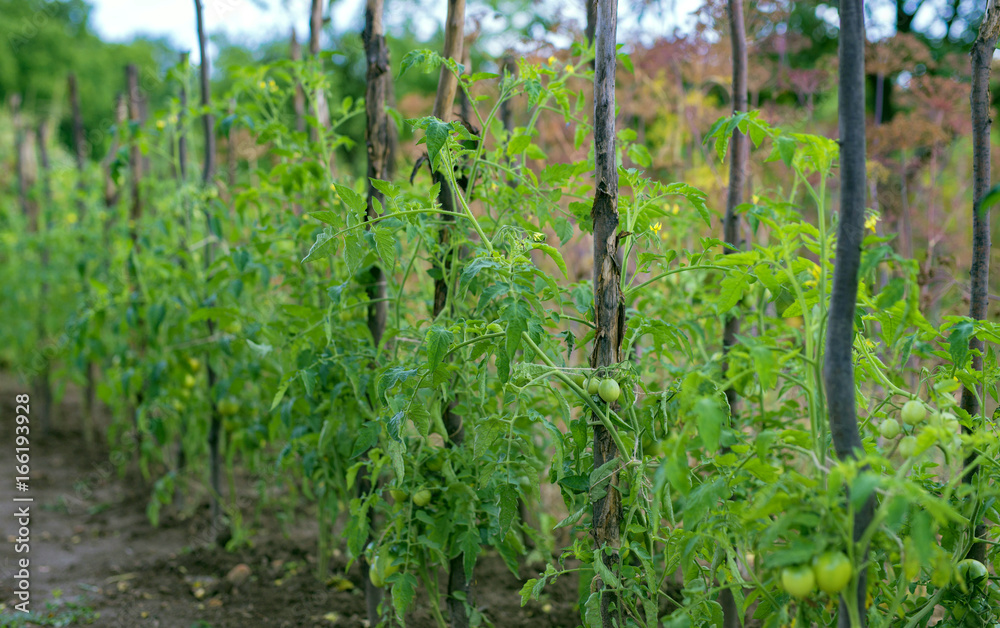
86, 0, 940, 66
87, 0, 708, 63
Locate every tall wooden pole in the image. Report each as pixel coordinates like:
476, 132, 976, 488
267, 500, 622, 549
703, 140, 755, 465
35, 121, 53, 434
591, 2, 623, 627
360, 0, 396, 620
104, 93, 127, 211
11, 95, 33, 228
125, 63, 147, 454
824, 0, 872, 625
309, 0, 331, 140
962, 0, 1000, 565
126, 64, 144, 238
178, 52, 190, 184
68, 73, 97, 447
585, 0, 598, 47
291, 28, 306, 135
719, 0, 748, 624
195, 0, 223, 540
429, 1, 469, 625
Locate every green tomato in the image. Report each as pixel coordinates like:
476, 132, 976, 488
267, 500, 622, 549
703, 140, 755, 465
389, 489, 407, 503
879, 418, 901, 439
368, 555, 399, 588
587, 378, 600, 395
187, 357, 202, 372
223, 320, 242, 335
412, 489, 432, 507
369, 563, 383, 588
426, 452, 444, 472
381, 557, 399, 581
933, 411, 960, 433
812, 552, 852, 595
598, 378, 621, 403
781, 565, 816, 599
218, 397, 240, 416
898, 435, 918, 458
183, 373, 197, 389
901, 400, 927, 426
643, 438, 664, 457
956, 559, 988, 593
570, 374, 586, 388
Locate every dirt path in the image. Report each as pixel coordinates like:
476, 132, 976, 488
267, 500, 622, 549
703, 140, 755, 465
0, 379, 579, 628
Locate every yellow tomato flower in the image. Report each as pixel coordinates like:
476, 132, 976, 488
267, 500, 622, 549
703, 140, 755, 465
547, 56, 556, 66
650, 221, 662, 236
155, 120, 166, 130
565, 65, 574, 74
258, 80, 267, 89
268, 80, 278, 92
671, 203, 680, 215
66, 212, 78, 225
168, 114, 178, 124
752, 194, 760, 204
864, 214, 879, 233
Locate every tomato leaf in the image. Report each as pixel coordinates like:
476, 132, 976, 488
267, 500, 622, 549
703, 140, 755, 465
372, 226, 396, 270
425, 325, 453, 372
497, 484, 518, 537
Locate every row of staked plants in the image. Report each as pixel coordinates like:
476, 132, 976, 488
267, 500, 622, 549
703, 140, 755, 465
1, 1, 999, 627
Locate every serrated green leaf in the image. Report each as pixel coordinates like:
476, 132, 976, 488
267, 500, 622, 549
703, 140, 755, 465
949, 320, 975, 371
408, 403, 430, 437
309, 210, 340, 225
519, 579, 537, 606
392, 573, 417, 615
335, 183, 366, 218
425, 325, 453, 372
373, 227, 396, 270
302, 230, 337, 264
498, 484, 518, 537
426, 119, 451, 167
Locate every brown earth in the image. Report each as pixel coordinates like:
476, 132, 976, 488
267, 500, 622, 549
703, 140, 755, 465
0, 378, 582, 628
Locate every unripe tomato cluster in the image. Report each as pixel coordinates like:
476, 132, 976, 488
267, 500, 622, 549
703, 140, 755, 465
876, 398, 961, 460
781, 551, 852, 599
571, 372, 622, 404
